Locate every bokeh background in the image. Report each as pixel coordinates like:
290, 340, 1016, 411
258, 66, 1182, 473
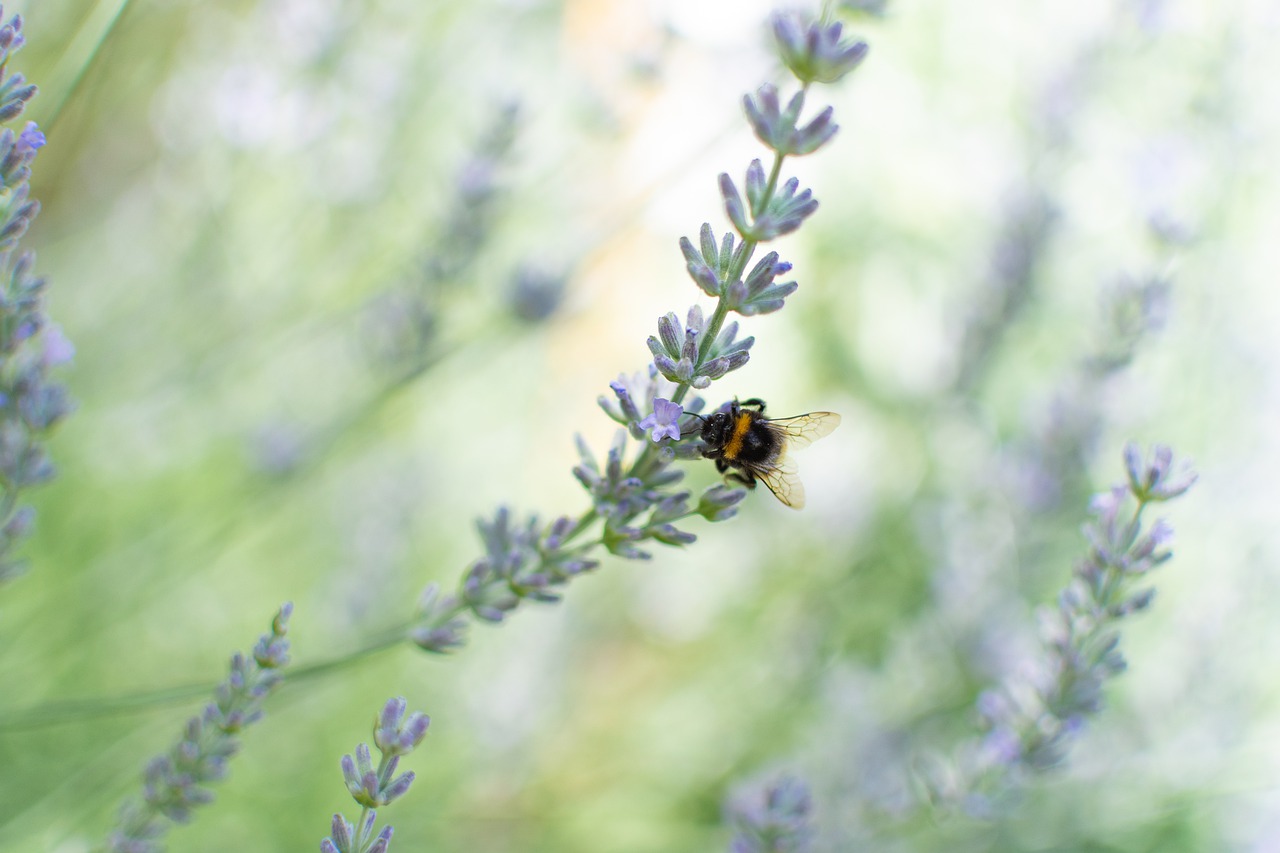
1, 0, 1277, 849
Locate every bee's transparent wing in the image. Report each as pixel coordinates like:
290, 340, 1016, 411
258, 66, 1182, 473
756, 454, 806, 510
768, 412, 841, 449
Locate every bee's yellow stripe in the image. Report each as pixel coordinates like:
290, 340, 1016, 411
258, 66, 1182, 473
723, 413, 754, 459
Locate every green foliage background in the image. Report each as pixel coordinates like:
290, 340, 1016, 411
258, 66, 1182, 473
0, 0, 1273, 850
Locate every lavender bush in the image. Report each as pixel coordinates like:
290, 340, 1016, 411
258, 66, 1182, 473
0, 7, 71, 586
0, 1, 1257, 851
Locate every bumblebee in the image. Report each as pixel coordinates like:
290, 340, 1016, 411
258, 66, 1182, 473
691, 398, 840, 510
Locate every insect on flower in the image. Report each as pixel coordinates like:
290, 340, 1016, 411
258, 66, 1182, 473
687, 398, 839, 510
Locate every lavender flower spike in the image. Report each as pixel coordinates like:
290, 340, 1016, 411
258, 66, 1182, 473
323, 697, 431, 853
640, 398, 684, 442
771, 12, 869, 86
0, 15, 71, 586
957, 444, 1196, 804
403, 5, 854, 665
106, 604, 294, 851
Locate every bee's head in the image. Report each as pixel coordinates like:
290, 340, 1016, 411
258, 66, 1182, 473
695, 410, 731, 446
679, 400, 736, 444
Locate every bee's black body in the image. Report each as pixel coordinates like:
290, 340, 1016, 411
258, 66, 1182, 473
699, 398, 778, 488
691, 397, 840, 509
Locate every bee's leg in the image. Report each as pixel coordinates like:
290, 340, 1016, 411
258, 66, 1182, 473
714, 457, 729, 473
740, 398, 766, 413
727, 471, 757, 489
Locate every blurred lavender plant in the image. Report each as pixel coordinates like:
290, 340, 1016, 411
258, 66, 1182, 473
364, 101, 524, 372
952, 191, 1057, 394
0, 8, 73, 585
726, 774, 816, 853
321, 697, 430, 853
1005, 263, 1173, 514
409, 11, 867, 653
254, 103, 538, 479
106, 604, 293, 852
1086, 269, 1171, 375
941, 444, 1196, 809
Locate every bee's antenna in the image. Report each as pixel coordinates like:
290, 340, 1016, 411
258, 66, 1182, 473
679, 411, 707, 438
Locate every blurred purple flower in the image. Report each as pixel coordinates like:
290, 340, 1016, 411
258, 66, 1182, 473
17, 120, 43, 151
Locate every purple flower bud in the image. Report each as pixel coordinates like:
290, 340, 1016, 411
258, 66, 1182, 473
474, 604, 507, 623
680, 234, 722, 296
381, 770, 416, 804
656, 312, 682, 356
329, 814, 353, 850
745, 159, 768, 216
410, 621, 466, 652
697, 484, 747, 521
720, 277, 745, 305
680, 326, 699, 363
719, 173, 750, 238
792, 105, 838, 155
271, 601, 293, 636
0, 15, 25, 55
700, 357, 731, 380
981, 726, 1025, 767
649, 523, 696, 546
367, 826, 394, 853
1122, 587, 1157, 614
0, 87, 34, 122
340, 752, 358, 781
2, 505, 34, 540
685, 303, 705, 334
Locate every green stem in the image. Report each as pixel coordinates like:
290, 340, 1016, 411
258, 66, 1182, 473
0, 626, 410, 731
1095, 497, 1148, 609
41, 0, 136, 135
356, 805, 373, 848
763, 150, 786, 215
286, 628, 409, 684
558, 507, 598, 546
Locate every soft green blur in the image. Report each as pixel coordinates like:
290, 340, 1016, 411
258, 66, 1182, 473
0, 0, 1273, 850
